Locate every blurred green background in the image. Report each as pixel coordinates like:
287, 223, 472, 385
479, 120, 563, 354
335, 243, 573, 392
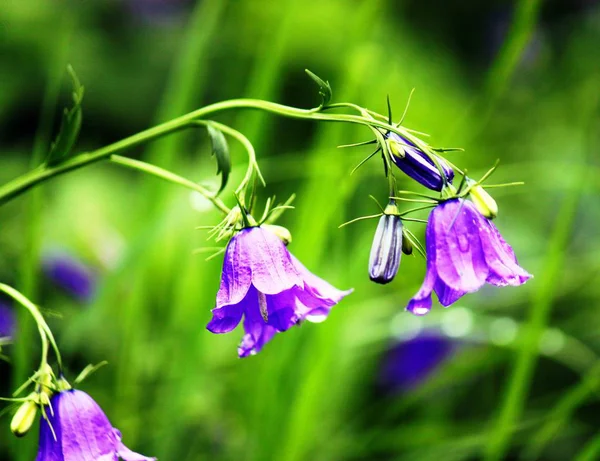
1, 0, 600, 460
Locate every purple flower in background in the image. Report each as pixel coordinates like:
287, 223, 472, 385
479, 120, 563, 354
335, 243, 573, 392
387, 132, 454, 191
407, 199, 531, 315
36, 389, 154, 461
0, 303, 15, 339
42, 252, 96, 302
379, 331, 455, 392
207, 226, 352, 357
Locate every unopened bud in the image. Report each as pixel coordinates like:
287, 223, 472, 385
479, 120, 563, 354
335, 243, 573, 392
369, 207, 403, 284
401, 230, 413, 255
468, 181, 498, 219
262, 224, 292, 245
10, 397, 38, 437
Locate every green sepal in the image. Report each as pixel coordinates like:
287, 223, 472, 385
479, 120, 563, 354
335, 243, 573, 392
206, 123, 231, 195
46, 65, 84, 166
305, 69, 332, 107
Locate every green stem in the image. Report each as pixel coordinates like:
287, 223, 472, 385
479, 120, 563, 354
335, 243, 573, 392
0, 284, 62, 372
0, 99, 421, 207
109, 155, 230, 214
189, 120, 265, 202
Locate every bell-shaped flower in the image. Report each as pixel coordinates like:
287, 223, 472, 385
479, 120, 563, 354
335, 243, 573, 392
387, 132, 454, 191
36, 389, 154, 461
407, 198, 531, 315
207, 226, 352, 357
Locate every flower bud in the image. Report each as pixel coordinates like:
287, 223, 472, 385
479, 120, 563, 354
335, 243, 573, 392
401, 230, 413, 255
386, 133, 454, 191
468, 180, 498, 219
11, 397, 38, 437
262, 224, 292, 245
369, 207, 403, 284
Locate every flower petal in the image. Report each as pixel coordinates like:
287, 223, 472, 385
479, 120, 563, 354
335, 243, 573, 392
433, 200, 488, 294
479, 218, 532, 286
206, 303, 244, 334
434, 278, 467, 306
216, 231, 253, 308
406, 215, 438, 316
53, 390, 117, 461
242, 227, 302, 295
113, 430, 155, 461
238, 300, 278, 357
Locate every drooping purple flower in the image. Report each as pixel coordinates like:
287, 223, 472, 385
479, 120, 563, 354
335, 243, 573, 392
387, 132, 454, 191
379, 331, 455, 392
207, 226, 352, 357
0, 302, 15, 339
407, 199, 531, 315
42, 252, 96, 302
36, 389, 154, 461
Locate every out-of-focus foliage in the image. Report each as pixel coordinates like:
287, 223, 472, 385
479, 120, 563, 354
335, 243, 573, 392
1, 0, 600, 460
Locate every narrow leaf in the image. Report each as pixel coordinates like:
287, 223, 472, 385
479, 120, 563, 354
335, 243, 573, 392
305, 69, 332, 107
206, 123, 231, 194
46, 65, 84, 166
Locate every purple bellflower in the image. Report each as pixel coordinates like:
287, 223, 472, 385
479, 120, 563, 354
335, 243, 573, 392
387, 132, 454, 191
42, 252, 96, 302
407, 198, 531, 315
379, 331, 455, 392
0, 302, 15, 339
36, 389, 154, 461
207, 226, 352, 357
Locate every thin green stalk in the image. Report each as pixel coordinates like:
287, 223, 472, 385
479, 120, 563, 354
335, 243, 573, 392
109, 155, 230, 214
483, 181, 579, 461
574, 435, 600, 461
0, 99, 423, 207
0, 284, 62, 371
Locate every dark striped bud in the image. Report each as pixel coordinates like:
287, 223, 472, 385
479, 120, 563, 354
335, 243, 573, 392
369, 204, 403, 284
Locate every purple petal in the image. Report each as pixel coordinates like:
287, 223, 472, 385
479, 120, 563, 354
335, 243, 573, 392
206, 303, 244, 334
434, 278, 467, 306
238, 300, 278, 357
388, 133, 454, 191
432, 200, 488, 294
291, 255, 353, 310
216, 232, 253, 308
406, 214, 438, 316
241, 227, 303, 294
36, 390, 154, 461
114, 430, 155, 461
479, 218, 532, 286
49, 390, 116, 461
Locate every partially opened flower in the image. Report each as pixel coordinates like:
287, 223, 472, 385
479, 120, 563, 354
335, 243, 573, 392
0, 302, 15, 339
207, 226, 352, 357
36, 389, 154, 461
407, 198, 531, 315
387, 132, 454, 191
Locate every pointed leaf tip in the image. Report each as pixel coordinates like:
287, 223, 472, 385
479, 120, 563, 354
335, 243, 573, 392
305, 69, 332, 107
46, 66, 84, 167
206, 123, 231, 195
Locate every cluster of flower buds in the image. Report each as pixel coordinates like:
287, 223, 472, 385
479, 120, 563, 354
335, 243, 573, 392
361, 120, 530, 316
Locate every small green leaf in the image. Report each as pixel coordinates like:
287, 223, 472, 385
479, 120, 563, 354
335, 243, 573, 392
46, 65, 84, 166
305, 69, 332, 107
206, 123, 231, 194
